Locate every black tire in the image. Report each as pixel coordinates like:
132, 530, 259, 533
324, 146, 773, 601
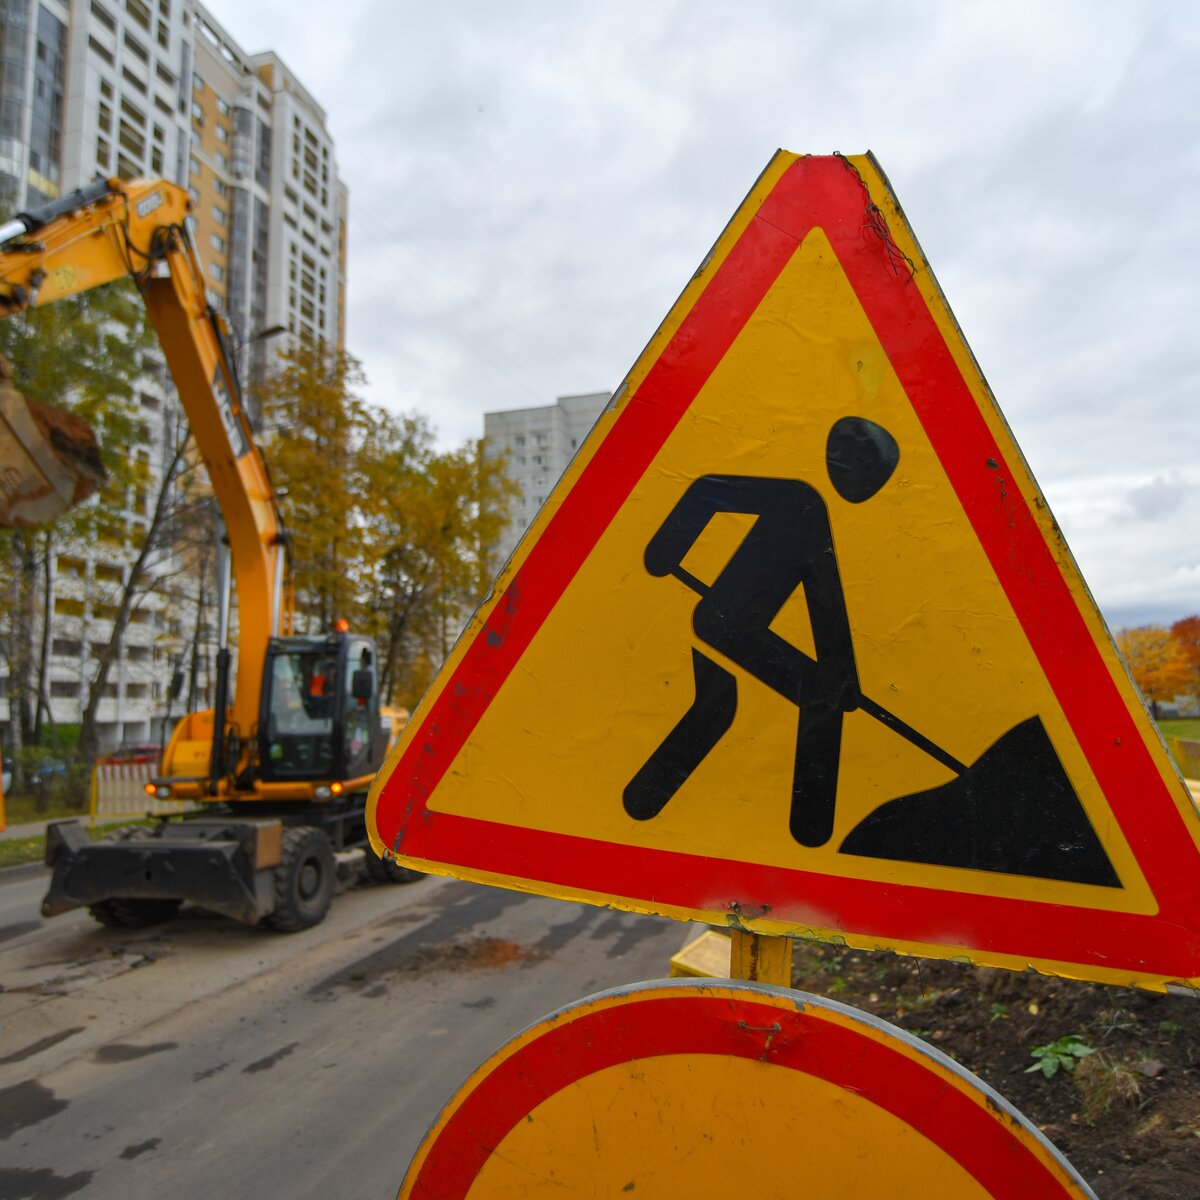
362, 841, 422, 885
88, 897, 182, 928
268, 826, 335, 932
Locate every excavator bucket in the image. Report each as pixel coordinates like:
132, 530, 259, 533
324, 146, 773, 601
0, 355, 105, 527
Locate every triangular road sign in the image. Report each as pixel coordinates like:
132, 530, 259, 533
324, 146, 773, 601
368, 152, 1200, 991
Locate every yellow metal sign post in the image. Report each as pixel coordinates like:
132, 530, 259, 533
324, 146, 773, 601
730, 929, 792, 986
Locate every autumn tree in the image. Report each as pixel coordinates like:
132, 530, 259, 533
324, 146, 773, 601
357, 427, 517, 704
0, 279, 154, 775
256, 342, 517, 707
1169, 616, 1200, 688
73, 420, 198, 765
255, 341, 371, 631
1116, 625, 1195, 716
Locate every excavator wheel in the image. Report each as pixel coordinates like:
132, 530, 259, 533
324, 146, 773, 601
268, 826, 335, 931
89, 897, 183, 928
363, 841, 422, 885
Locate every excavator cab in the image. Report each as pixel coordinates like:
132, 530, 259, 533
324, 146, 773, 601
258, 632, 385, 784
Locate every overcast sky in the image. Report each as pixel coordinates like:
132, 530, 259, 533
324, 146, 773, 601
202, 0, 1199, 630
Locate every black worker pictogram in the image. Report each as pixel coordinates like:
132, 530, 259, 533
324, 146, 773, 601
624, 416, 1121, 888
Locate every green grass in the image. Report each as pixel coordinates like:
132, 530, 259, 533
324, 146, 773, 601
3, 791, 89, 826
0, 834, 47, 870
1157, 719, 1200, 741
0, 814, 154, 870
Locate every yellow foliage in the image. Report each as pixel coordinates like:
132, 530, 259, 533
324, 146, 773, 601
1116, 625, 1194, 703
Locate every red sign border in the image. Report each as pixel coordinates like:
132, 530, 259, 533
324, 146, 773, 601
375, 154, 1200, 983
402, 983, 1087, 1198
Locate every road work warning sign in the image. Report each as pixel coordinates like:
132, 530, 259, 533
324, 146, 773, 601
368, 151, 1200, 991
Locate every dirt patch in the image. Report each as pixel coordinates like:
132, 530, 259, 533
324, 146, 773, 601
317, 934, 550, 998
790, 942, 1200, 1198
400, 936, 548, 978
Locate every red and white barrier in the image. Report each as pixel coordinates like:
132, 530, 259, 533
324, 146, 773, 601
90, 760, 197, 825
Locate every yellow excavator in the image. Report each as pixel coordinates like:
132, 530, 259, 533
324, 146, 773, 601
0, 177, 413, 930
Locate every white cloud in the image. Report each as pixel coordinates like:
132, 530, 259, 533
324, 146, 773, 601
203, 0, 1200, 622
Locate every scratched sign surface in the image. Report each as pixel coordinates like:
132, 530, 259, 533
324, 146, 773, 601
368, 152, 1200, 990
397, 981, 1094, 1198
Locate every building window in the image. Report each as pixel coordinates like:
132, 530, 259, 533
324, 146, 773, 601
215, 124, 228, 143
88, 36, 114, 66
191, 99, 203, 122
126, 0, 152, 31
209, 262, 223, 281
216, 96, 229, 116
193, 72, 205, 93
213, 205, 226, 224
123, 31, 149, 63
210, 233, 225, 253
90, 0, 117, 31
189, 155, 200, 175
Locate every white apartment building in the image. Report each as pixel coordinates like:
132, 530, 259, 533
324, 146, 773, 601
483, 392, 611, 565
0, 0, 346, 751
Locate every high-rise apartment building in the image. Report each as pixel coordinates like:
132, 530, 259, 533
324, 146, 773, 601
188, 10, 348, 363
483, 392, 610, 565
0, 0, 70, 210
0, 0, 346, 750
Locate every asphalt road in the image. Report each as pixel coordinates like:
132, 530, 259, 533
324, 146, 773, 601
0, 866, 689, 1199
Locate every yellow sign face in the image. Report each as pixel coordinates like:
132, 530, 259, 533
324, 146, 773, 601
398, 981, 1093, 1198
369, 152, 1200, 990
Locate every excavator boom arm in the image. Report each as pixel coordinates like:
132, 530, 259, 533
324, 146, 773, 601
0, 177, 286, 767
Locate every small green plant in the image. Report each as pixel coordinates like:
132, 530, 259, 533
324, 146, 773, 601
1026, 1035, 1096, 1079
989, 1002, 1009, 1022
1159, 1019, 1181, 1036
